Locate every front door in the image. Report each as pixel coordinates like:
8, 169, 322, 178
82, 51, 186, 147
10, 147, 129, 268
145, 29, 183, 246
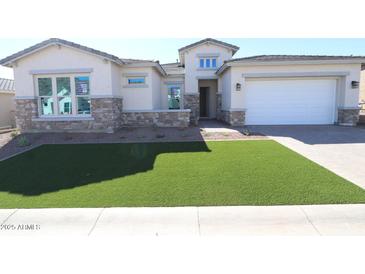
199, 87, 209, 117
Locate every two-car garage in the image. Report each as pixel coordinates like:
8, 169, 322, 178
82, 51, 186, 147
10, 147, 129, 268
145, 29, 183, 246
243, 78, 337, 125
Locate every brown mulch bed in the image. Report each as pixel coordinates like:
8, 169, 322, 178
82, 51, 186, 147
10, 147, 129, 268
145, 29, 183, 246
0, 127, 267, 161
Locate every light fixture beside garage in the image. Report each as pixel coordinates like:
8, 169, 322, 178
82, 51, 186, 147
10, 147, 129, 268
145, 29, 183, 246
236, 83, 241, 91
351, 81, 359, 89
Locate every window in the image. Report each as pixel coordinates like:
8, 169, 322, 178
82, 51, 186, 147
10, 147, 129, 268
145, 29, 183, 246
75, 76, 91, 114
36, 75, 91, 116
38, 78, 54, 115
57, 77, 72, 115
168, 85, 181, 109
199, 59, 204, 68
212, 58, 217, 68
198, 57, 218, 69
128, 77, 145, 85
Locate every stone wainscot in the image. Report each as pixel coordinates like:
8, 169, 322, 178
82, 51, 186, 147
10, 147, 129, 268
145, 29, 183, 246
15, 97, 191, 133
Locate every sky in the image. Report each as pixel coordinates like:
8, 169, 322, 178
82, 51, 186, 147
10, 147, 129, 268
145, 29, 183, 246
2, 38, 365, 79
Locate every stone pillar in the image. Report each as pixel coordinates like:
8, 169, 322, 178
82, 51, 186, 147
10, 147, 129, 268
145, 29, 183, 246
337, 108, 360, 126
219, 109, 245, 126
15, 98, 38, 132
91, 97, 123, 132
183, 93, 199, 126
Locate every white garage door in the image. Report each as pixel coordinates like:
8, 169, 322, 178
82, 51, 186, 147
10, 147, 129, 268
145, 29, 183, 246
244, 78, 337, 125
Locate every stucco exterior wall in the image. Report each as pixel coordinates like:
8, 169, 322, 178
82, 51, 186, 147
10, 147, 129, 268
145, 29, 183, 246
0, 92, 15, 128
13, 45, 114, 98
151, 68, 161, 109
183, 44, 233, 94
360, 70, 365, 108
120, 67, 153, 110
220, 63, 362, 110
220, 70, 231, 110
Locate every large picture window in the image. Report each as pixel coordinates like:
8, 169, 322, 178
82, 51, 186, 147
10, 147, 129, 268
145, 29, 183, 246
36, 75, 91, 116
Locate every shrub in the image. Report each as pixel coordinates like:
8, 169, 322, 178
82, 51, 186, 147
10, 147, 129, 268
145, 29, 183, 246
17, 136, 30, 147
10, 131, 19, 138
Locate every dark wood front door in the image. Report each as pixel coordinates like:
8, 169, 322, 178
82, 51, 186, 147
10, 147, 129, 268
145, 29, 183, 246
199, 87, 208, 117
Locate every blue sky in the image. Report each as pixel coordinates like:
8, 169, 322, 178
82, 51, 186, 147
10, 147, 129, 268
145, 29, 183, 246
2, 38, 365, 79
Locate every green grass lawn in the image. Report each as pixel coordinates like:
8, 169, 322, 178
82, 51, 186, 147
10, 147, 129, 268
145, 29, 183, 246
0, 140, 365, 208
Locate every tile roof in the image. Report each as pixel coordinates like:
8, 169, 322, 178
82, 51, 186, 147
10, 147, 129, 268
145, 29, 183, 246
178, 38, 239, 53
226, 55, 365, 63
0, 78, 15, 92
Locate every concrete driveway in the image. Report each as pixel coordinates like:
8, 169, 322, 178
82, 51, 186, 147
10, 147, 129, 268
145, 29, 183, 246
249, 125, 365, 189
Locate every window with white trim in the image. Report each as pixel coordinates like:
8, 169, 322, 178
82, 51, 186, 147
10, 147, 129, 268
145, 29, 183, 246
127, 76, 145, 85
198, 57, 217, 69
36, 74, 91, 116
167, 85, 181, 109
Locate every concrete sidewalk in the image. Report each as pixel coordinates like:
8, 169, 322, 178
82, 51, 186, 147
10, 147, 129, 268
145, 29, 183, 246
1, 204, 365, 236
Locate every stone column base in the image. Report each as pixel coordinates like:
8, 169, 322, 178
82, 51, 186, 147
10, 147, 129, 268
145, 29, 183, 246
337, 108, 360, 126
217, 109, 245, 126
183, 94, 199, 126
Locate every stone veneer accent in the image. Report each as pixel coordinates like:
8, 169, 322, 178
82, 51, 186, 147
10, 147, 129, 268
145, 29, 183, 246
183, 94, 199, 126
218, 110, 245, 126
337, 108, 360, 126
15, 97, 123, 133
121, 110, 190, 127
216, 93, 223, 121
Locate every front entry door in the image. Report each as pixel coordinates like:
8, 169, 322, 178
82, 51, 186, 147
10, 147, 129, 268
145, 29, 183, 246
199, 87, 209, 117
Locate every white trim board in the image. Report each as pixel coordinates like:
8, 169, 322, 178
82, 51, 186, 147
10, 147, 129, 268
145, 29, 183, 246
29, 68, 93, 75
242, 71, 350, 78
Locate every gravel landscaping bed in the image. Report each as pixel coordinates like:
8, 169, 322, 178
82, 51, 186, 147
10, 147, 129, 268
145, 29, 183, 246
0, 126, 266, 161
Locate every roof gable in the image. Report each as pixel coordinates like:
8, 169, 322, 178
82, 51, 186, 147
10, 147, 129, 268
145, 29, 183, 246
178, 38, 239, 54
0, 38, 124, 67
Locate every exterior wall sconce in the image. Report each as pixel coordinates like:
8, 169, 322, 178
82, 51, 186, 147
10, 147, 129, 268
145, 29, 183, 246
351, 81, 359, 88
236, 83, 241, 91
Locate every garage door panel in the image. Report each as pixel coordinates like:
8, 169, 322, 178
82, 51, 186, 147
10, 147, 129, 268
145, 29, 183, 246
244, 79, 336, 125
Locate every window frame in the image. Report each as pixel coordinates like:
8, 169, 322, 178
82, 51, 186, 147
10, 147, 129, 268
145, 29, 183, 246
167, 84, 182, 110
35, 73, 91, 118
127, 76, 146, 85
198, 57, 218, 69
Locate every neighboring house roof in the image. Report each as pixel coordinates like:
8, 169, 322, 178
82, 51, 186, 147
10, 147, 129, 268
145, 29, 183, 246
0, 38, 167, 76
161, 62, 185, 76
178, 38, 240, 55
0, 78, 15, 93
216, 54, 365, 75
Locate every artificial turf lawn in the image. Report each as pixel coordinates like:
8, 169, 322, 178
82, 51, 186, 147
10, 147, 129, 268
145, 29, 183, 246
0, 140, 365, 208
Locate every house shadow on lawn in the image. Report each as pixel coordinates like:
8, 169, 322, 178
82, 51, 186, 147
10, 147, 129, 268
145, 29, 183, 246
0, 141, 211, 196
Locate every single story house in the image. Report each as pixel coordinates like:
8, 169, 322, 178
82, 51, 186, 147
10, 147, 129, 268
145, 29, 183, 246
0, 78, 15, 128
0, 38, 364, 133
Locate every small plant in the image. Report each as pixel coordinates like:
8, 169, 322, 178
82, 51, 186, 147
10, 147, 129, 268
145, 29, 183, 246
242, 128, 251, 136
156, 133, 165, 138
63, 134, 73, 141
10, 131, 19, 138
16, 136, 30, 147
